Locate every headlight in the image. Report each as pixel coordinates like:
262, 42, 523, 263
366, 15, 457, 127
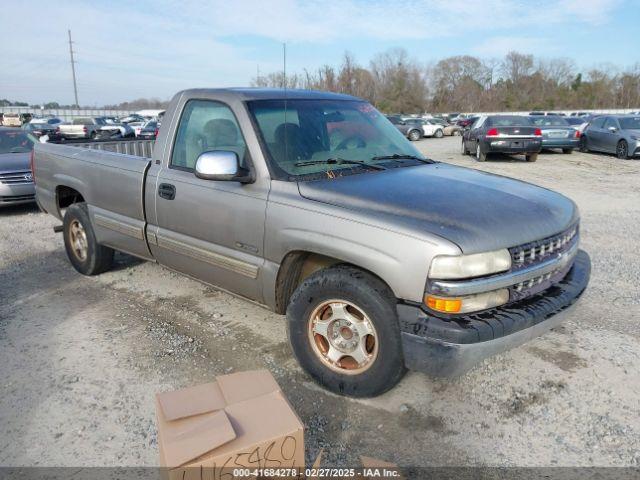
425, 289, 509, 314
429, 249, 511, 280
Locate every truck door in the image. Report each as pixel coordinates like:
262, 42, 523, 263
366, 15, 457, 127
148, 99, 268, 303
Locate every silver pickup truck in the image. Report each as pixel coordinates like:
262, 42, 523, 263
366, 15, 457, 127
33, 88, 591, 397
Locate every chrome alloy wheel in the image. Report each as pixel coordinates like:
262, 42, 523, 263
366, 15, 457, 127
69, 219, 88, 261
307, 300, 378, 375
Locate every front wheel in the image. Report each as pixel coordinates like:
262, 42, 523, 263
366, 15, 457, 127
63, 203, 114, 275
526, 153, 538, 162
287, 265, 406, 397
617, 140, 629, 159
408, 129, 421, 142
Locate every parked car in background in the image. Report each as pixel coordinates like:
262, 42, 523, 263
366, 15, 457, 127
456, 116, 478, 128
95, 122, 135, 140
0, 127, 36, 206
386, 115, 423, 141
565, 116, 590, 134
119, 114, 146, 124
1, 113, 23, 127
23, 122, 63, 141
402, 118, 444, 138
580, 115, 640, 159
30, 117, 64, 127
127, 121, 146, 137
461, 115, 542, 162
137, 121, 159, 139
529, 115, 580, 154
59, 117, 106, 140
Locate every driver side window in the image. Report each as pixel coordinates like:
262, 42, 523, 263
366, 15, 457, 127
603, 117, 618, 130
171, 100, 247, 171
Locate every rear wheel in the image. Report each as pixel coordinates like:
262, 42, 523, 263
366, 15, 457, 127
408, 129, 421, 142
616, 140, 629, 159
526, 153, 538, 162
579, 136, 589, 152
63, 203, 114, 275
562, 148, 573, 154
476, 143, 487, 162
434, 129, 444, 138
287, 265, 406, 397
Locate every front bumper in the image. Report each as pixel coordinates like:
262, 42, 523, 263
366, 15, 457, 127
0, 182, 35, 206
398, 249, 590, 377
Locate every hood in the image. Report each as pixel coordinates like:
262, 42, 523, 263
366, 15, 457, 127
297, 163, 578, 253
0, 152, 31, 174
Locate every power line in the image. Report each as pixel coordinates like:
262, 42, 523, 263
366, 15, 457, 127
68, 29, 79, 107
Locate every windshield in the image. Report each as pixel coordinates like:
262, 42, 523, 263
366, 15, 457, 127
247, 99, 426, 179
0, 131, 35, 154
619, 117, 640, 130
530, 116, 569, 126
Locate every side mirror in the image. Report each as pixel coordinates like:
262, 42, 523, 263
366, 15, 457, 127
194, 151, 253, 183
608, 126, 617, 133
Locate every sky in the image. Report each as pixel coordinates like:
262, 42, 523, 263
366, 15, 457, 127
2, 0, 638, 106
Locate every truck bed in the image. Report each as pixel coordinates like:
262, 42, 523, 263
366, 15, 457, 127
34, 140, 154, 260
49, 138, 155, 158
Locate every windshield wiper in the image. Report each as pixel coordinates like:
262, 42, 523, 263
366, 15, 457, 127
370, 154, 433, 164
294, 158, 386, 171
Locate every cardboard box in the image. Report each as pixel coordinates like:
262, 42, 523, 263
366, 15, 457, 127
155, 370, 304, 480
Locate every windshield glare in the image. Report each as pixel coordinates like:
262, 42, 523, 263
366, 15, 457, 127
0, 131, 35, 154
620, 117, 640, 130
247, 99, 425, 179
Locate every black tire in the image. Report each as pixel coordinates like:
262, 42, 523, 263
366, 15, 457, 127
616, 140, 629, 159
526, 153, 538, 162
579, 136, 589, 152
408, 129, 422, 142
434, 129, 444, 138
475, 142, 487, 162
90, 131, 97, 140
287, 265, 406, 397
562, 148, 573, 154
63, 203, 114, 276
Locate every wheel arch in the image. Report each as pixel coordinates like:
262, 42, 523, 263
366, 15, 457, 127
274, 250, 395, 315
56, 184, 86, 213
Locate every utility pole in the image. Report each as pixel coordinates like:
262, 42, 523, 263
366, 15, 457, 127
68, 29, 79, 107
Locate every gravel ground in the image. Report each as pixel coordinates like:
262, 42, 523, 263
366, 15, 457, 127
1, 136, 639, 468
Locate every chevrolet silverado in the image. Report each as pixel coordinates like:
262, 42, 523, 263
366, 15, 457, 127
33, 89, 591, 397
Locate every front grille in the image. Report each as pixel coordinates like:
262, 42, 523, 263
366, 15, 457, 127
0, 171, 33, 185
1, 194, 35, 203
508, 224, 579, 300
510, 224, 578, 268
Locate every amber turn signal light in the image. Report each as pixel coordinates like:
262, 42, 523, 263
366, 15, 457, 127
426, 295, 462, 313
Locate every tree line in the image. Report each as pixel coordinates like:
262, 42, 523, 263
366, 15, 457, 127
252, 49, 640, 114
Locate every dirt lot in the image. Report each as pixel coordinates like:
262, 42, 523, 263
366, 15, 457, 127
1, 136, 639, 468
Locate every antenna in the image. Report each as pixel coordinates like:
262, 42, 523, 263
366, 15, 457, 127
282, 42, 287, 90
68, 29, 79, 107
